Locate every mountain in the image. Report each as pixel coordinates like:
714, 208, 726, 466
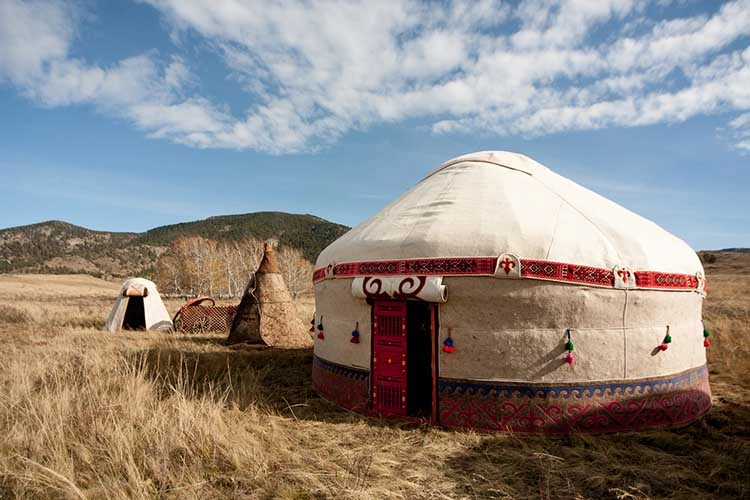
0, 212, 349, 277
131, 212, 348, 261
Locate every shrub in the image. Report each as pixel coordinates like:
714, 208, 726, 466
0, 304, 31, 324
702, 253, 717, 264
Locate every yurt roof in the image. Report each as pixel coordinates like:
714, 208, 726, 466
316, 151, 702, 284
121, 277, 158, 288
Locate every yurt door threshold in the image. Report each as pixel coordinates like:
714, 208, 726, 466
371, 300, 438, 423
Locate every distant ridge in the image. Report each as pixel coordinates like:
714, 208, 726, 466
718, 248, 750, 253
0, 212, 349, 277
132, 212, 348, 261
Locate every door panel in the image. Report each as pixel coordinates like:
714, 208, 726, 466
372, 301, 407, 416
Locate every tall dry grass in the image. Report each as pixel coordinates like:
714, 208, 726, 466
0, 271, 748, 499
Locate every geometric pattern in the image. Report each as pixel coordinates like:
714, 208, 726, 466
313, 256, 702, 291
438, 365, 711, 434
172, 298, 238, 333
312, 356, 711, 434
521, 259, 614, 286
312, 356, 370, 413
634, 271, 700, 290
333, 257, 498, 279
312, 268, 327, 283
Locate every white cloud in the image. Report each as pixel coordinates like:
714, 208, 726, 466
0, 0, 231, 146
728, 112, 750, 153
1, 0, 750, 153
0, 0, 75, 83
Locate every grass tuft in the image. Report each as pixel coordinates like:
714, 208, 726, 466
0, 269, 748, 499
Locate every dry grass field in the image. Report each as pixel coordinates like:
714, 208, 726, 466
0, 258, 748, 500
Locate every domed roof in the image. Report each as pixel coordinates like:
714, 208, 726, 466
317, 151, 702, 278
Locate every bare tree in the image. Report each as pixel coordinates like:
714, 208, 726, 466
155, 254, 185, 296
156, 236, 268, 297
276, 245, 314, 299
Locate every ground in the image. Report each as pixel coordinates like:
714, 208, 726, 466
0, 260, 748, 500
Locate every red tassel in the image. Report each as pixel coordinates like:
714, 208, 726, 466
350, 336, 360, 344
317, 331, 325, 340
309, 325, 315, 333
704, 338, 711, 348
659, 343, 669, 351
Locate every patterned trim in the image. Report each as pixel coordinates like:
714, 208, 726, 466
520, 259, 613, 286
332, 257, 497, 279
312, 268, 327, 283
312, 356, 370, 412
439, 365, 711, 434
312, 356, 711, 433
634, 271, 699, 290
313, 256, 700, 291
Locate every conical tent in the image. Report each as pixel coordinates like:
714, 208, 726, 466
104, 277, 173, 333
311, 151, 711, 434
227, 243, 313, 348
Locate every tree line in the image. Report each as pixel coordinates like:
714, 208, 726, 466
155, 236, 313, 298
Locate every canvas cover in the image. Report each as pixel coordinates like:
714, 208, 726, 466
227, 244, 313, 348
316, 151, 702, 276
104, 277, 173, 333
310, 151, 710, 433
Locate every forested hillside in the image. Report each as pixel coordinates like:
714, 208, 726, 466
0, 212, 349, 279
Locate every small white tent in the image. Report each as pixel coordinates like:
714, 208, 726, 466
312, 151, 710, 434
104, 278, 173, 333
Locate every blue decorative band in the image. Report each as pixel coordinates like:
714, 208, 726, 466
438, 365, 709, 400
312, 355, 711, 433
312, 356, 369, 381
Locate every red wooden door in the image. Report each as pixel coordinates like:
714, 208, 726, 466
372, 301, 408, 416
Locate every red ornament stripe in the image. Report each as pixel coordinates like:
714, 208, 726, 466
634, 271, 699, 289
331, 257, 497, 278
520, 259, 614, 286
313, 256, 701, 291
312, 268, 327, 282
438, 365, 710, 434
311, 356, 711, 434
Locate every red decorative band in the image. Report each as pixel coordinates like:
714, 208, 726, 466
520, 259, 614, 286
634, 271, 699, 289
312, 356, 369, 413
313, 256, 701, 291
331, 257, 497, 279
438, 365, 710, 434
312, 268, 327, 282
312, 355, 711, 433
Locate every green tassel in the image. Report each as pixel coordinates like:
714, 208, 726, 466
703, 328, 711, 338
664, 334, 672, 344
566, 340, 574, 351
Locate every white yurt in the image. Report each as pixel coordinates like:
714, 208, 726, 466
104, 278, 173, 333
311, 151, 711, 434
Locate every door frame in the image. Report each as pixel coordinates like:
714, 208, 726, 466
369, 299, 439, 423
429, 302, 439, 425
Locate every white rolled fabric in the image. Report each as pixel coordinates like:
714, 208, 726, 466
351, 276, 447, 303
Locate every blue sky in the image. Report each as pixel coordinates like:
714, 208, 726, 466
0, 0, 748, 251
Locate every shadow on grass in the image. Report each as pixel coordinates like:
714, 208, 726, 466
442, 383, 750, 500
129, 341, 750, 499
166, 334, 232, 346
127, 345, 374, 425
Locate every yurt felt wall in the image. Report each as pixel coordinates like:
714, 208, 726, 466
104, 278, 173, 333
227, 244, 313, 348
311, 151, 710, 434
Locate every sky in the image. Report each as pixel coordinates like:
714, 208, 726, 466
0, 0, 748, 251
